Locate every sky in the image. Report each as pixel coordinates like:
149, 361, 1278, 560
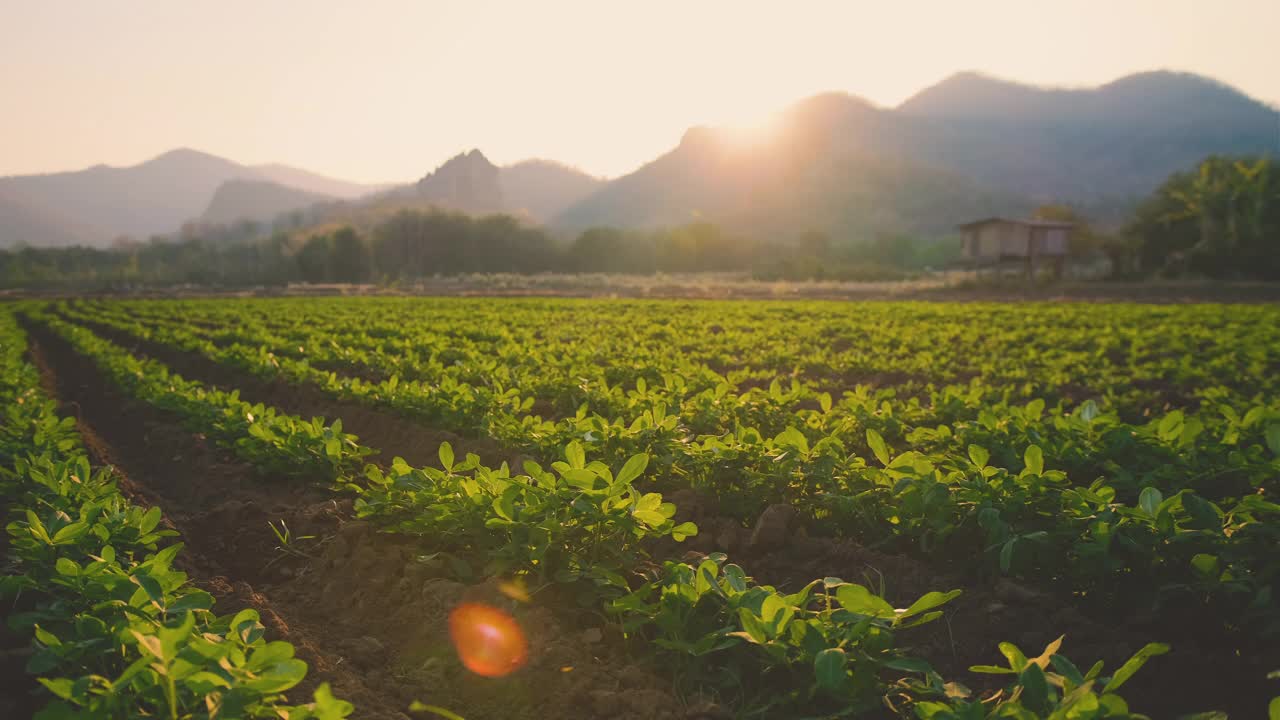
2, 0, 1277, 183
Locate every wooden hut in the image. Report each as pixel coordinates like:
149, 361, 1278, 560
957, 217, 1073, 278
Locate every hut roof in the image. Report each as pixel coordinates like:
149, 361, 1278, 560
957, 217, 1075, 231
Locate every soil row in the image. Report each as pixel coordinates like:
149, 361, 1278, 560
22, 317, 690, 720
58, 312, 520, 470
24, 318, 415, 719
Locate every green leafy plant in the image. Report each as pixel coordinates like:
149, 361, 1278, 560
356, 441, 696, 598
915, 637, 1169, 719
612, 553, 960, 714
0, 308, 349, 718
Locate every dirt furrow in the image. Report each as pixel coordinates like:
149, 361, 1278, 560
25, 318, 417, 719
22, 316, 691, 720
57, 312, 520, 470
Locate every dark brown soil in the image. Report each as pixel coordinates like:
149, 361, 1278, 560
21, 317, 689, 720
820, 369, 933, 398
0, 608, 41, 718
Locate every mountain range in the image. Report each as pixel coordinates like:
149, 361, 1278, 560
0, 149, 387, 247
553, 71, 1279, 237
1, 70, 1275, 248
378, 150, 605, 222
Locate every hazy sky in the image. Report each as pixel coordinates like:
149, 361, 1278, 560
2, 1, 1277, 183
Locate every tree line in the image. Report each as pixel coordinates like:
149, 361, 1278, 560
0, 154, 1275, 289
0, 209, 948, 289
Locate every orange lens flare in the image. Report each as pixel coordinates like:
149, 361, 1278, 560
448, 603, 529, 677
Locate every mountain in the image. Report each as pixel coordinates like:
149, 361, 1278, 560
414, 149, 505, 215
199, 180, 334, 225
896, 70, 1280, 202
554, 93, 1032, 237
0, 190, 100, 248
195, 152, 604, 239
557, 71, 1279, 237
250, 164, 386, 199
499, 160, 604, 221
396, 150, 601, 222
0, 149, 251, 244
899, 70, 1273, 129
5, 70, 1274, 247
0, 148, 384, 246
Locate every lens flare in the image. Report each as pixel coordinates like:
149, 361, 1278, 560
448, 603, 528, 677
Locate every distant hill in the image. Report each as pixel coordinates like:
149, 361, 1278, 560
0, 149, 251, 244
557, 70, 1279, 237
248, 164, 387, 200
0, 190, 100, 248
413, 149, 505, 215
896, 70, 1280, 202
0, 148, 385, 246
377, 150, 602, 223
199, 180, 335, 226
499, 160, 604, 221
216, 152, 603, 241
554, 93, 1033, 237
4, 70, 1275, 248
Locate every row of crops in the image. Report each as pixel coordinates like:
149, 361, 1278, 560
0, 309, 353, 718
5, 297, 1280, 718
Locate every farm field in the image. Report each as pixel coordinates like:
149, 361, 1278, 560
4, 296, 1280, 719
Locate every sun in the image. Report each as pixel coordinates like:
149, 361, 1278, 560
718, 110, 783, 150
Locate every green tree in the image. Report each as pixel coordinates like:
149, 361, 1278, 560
1032, 204, 1103, 259
1126, 155, 1280, 279
570, 227, 640, 273
296, 234, 332, 283
796, 229, 832, 257
329, 227, 370, 283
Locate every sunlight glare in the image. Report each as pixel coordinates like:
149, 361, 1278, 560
448, 603, 529, 678
718, 110, 783, 151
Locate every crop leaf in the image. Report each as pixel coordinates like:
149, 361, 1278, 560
671, 522, 698, 542
897, 590, 961, 622
1023, 445, 1044, 476
615, 453, 649, 486
1101, 643, 1169, 693
1266, 424, 1280, 457
866, 429, 891, 466
967, 444, 989, 469
836, 584, 895, 619
814, 648, 847, 694
1138, 487, 1162, 516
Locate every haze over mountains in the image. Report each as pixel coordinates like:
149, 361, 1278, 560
554, 71, 1279, 237
2, 70, 1275, 248
0, 149, 386, 247
894, 70, 1278, 200
199, 180, 335, 226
